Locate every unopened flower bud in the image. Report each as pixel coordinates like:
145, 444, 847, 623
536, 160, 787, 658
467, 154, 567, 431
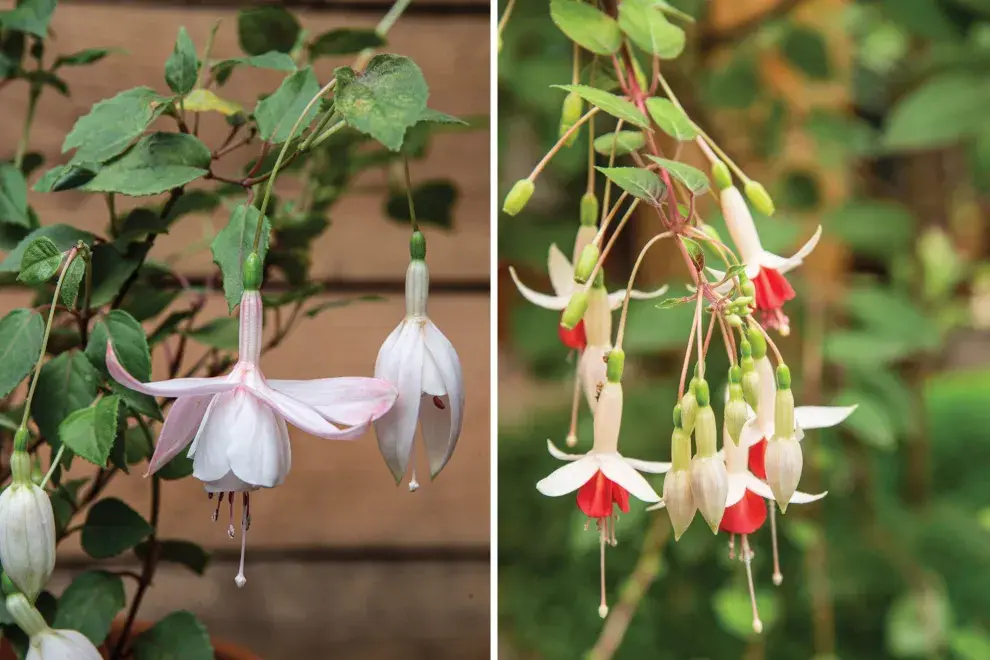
747, 325, 767, 359
744, 180, 775, 216
606, 349, 625, 383
725, 389, 748, 445
734, 296, 754, 308
712, 160, 732, 190
725, 314, 742, 327
409, 230, 427, 261
693, 378, 711, 408
559, 92, 583, 146
5, 593, 48, 637
242, 251, 263, 290
680, 379, 699, 434
765, 437, 803, 512
740, 280, 756, 299
560, 290, 589, 330
503, 179, 535, 216
690, 454, 728, 532
0, 479, 57, 601
740, 345, 760, 413
662, 467, 696, 540
580, 192, 599, 227
700, 223, 722, 243
573, 244, 600, 284
693, 398, 716, 459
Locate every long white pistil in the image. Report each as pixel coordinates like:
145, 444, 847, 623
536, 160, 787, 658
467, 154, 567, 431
770, 504, 783, 585
409, 467, 420, 492
598, 528, 609, 619
235, 502, 248, 588
742, 536, 763, 634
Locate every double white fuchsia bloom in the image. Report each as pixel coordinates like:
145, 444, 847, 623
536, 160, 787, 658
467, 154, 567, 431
374, 231, 464, 490
108, 253, 398, 586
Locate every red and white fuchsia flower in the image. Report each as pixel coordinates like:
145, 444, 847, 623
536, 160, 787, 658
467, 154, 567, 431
536, 351, 669, 617
108, 254, 397, 587
712, 183, 822, 334
374, 231, 465, 491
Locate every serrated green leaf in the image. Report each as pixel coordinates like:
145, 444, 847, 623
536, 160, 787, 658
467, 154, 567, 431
385, 180, 456, 229
335, 55, 429, 151
185, 317, 239, 350
237, 7, 300, 56
85, 310, 161, 420
211, 205, 271, 313
59, 395, 120, 467
165, 26, 198, 95
646, 97, 698, 140
81, 133, 211, 196
155, 452, 193, 480
181, 89, 242, 117
553, 84, 650, 129
135, 540, 210, 575
52, 571, 126, 644
549, 0, 622, 55
210, 51, 296, 84
54, 48, 116, 69
17, 236, 63, 284
254, 67, 322, 144
60, 257, 86, 308
31, 350, 101, 444
309, 29, 385, 58
416, 107, 468, 126
780, 24, 831, 79
133, 611, 213, 660
81, 497, 152, 559
618, 0, 686, 59
62, 87, 170, 164
0, 163, 30, 227
883, 73, 990, 151
593, 131, 646, 156
0, 225, 94, 273
32, 163, 98, 193
0, 309, 43, 398
646, 156, 710, 195
596, 166, 665, 202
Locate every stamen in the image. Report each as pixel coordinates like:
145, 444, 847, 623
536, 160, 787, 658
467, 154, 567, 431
409, 467, 420, 492
774, 309, 790, 336
741, 535, 763, 634
234, 498, 248, 588
609, 513, 617, 547
770, 503, 782, 586
598, 528, 608, 619
432, 396, 446, 410
728, 533, 736, 560
227, 490, 235, 538
212, 492, 224, 522
244, 492, 252, 532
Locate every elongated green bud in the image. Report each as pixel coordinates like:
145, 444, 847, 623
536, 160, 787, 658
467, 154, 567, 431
559, 92, 583, 146
580, 192, 599, 227
740, 279, 756, 299
410, 230, 426, 260
606, 349, 625, 383
694, 378, 711, 408
712, 160, 732, 190
740, 341, 759, 412
745, 180, 775, 216
725, 384, 748, 445
673, 403, 683, 429
560, 290, 589, 330
503, 179, 535, 216
694, 405, 717, 457
243, 252, 262, 290
776, 364, 791, 390
573, 244, 600, 284
748, 325, 767, 359
671, 426, 692, 471
680, 378, 699, 434
774, 384, 795, 441
700, 223, 723, 243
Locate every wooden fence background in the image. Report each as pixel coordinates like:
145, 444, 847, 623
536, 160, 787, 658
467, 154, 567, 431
0, 1, 490, 658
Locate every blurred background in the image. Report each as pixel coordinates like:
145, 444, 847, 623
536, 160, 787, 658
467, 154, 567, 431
0, 0, 489, 657
498, 0, 990, 658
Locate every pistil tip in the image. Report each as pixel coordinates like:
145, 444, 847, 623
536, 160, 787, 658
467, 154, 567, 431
234, 573, 246, 588
773, 572, 783, 586
565, 434, 577, 448
598, 604, 609, 619
753, 619, 763, 634
408, 479, 420, 492
228, 525, 235, 539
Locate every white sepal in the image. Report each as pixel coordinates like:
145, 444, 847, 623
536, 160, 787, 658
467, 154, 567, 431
690, 455, 728, 532
764, 437, 803, 511
661, 468, 696, 540
0, 483, 56, 601
26, 628, 102, 660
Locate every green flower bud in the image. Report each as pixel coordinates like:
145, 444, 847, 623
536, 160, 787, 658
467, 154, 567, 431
776, 364, 791, 390
729, 365, 742, 384
725, 314, 743, 327
242, 252, 262, 290
559, 92, 583, 146
700, 223, 722, 244
774, 386, 795, 442
502, 179, 535, 216
741, 280, 756, 298
580, 192, 599, 227
560, 290, 589, 330
734, 296, 754, 307
712, 160, 733, 190
680, 380, 699, 435
744, 180, 775, 216
409, 230, 426, 261
693, 378, 711, 408
573, 244, 600, 284
747, 326, 767, 359
662, 467, 695, 540
741, 356, 760, 412
606, 348, 625, 383
671, 426, 692, 471
694, 405, 717, 457
725, 385, 748, 444
673, 403, 683, 429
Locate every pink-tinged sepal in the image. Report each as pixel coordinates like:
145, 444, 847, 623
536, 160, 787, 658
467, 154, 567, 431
146, 395, 212, 476
106, 343, 235, 398
267, 377, 398, 426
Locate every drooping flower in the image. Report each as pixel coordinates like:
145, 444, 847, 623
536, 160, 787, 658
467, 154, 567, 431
374, 231, 464, 491
711, 184, 821, 334
647, 406, 696, 540
108, 253, 397, 586
0, 431, 55, 602
536, 350, 669, 617
3, 581, 101, 660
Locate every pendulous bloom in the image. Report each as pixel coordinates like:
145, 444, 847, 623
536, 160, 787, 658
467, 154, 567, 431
108, 253, 397, 586
374, 231, 465, 491
3, 578, 101, 660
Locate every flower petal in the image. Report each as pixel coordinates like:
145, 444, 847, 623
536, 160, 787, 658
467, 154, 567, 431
202, 471, 259, 494
508, 266, 568, 310
547, 438, 583, 461
536, 455, 599, 496
266, 378, 397, 426
422, 322, 464, 478
547, 243, 575, 296
742, 472, 776, 501
579, 345, 609, 412
606, 284, 670, 310
252, 384, 366, 440
795, 405, 857, 430
147, 395, 213, 476
189, 391, 244, 482
763, 226, 822, 274
789, 488, 828, 504
598, 453, 661, 503
740, 418, 766, 449
227, 406, 291, 488
621, 456, 672, 474
726, 473, 749, 507
107, 343, 235, 399
373, 322, 424, 482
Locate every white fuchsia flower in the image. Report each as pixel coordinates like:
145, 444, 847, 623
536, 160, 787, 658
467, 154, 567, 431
374, 232, 464, 491
710, 184, 821, 334
536, 351, 669, 617
3, 588, 101, 660
108, 254, 397, 587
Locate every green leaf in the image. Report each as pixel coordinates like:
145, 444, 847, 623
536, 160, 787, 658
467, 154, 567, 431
886, 587, 951, 657
645, 156, 710, 195
211, 51, 296, 84
552, 84, 650, 129
335, 55, 429, 151
385, 180, 457, 229
645, 97, 697, 140
595, 166, 665, 202
883, 73, 990, 151
54, 48, 116, 69
62, 87, 170, 164
87, 244, 143, 308
0, 163, 30, 227
165, 27, 198, 95
185, 317, 239, 350
304, 295, 385, 319
0, 0, 56, 38
823, 330, 914, 367
713, 587, 781, 638
780, 24, 831, 79
0, 225, 93, 273
843, 283, 939, 351
31, 350, 101, 445
549, 0, 622, 56
58, 396, 121, 467
32, 163, 98, 193
81, 497, 152, 559
181, 89, 242, 117
309, 29, 385, 57
133, 611, 213, 660
135, 540, 210, 575
618, 0, 686, 59
60, 257, 86, 308
833, 389, 896, 449
0, 309, 44, 398
823, 200, 915, 260
593, 130, 646, 155
52, 571, 126, 644
113, 208, 172, 247
254, 67, 322, 144
155, 452, 193, 480
82, 133, 211, 196
85, 310, 161, 420
237, 7, 300, 56
211, 205, 271, 313
416, 107, 468, 126
16, 236, 63, 285
703, 54, 760, 109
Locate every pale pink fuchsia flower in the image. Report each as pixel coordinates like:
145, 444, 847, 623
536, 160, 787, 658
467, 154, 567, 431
536, 368, 669, 617
108, 288, 397, 587
374, 255, 464, 490
711, 185, 821, 334
4, 592, 101, 660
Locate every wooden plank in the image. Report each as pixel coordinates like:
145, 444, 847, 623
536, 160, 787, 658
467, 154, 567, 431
1, 3, 490, 281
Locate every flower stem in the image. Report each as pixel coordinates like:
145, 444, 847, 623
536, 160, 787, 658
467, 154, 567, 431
585, 198, 640, 288
39, 445, 65, 489
496, 0, 517, 48
14, 86, 39, 170
527, 108, 600, 183
402, 156, 419, 232
614, 231, 672, 350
